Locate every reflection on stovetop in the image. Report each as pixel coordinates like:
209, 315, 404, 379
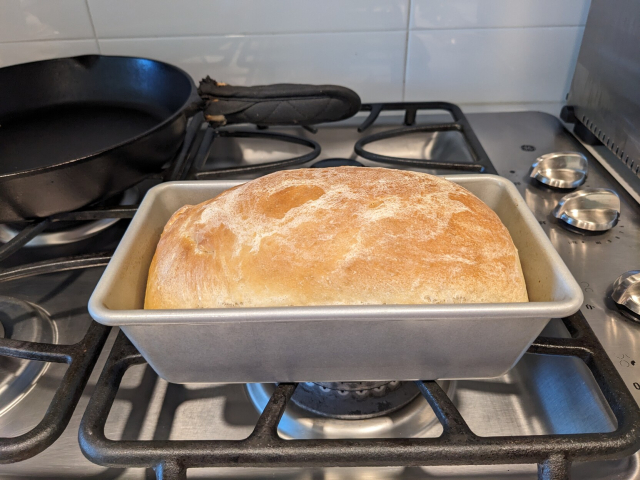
0, 111, 639, 479
199, 121, 476, 173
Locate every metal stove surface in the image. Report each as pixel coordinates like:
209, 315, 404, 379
0, 111, 639, 479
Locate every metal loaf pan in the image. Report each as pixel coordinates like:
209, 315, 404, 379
89, 175, 583, 383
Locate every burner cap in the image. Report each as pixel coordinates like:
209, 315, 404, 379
290, 381, 420, 419
311, 158, 364, 168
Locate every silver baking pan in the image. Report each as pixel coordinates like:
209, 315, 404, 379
88, 175, 583, 383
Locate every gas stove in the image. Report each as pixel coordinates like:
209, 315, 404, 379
0, 107, 639, 479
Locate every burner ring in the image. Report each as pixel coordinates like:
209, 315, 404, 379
246, 380, 456, 439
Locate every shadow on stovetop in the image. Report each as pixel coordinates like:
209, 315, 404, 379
104, 364, 260, 443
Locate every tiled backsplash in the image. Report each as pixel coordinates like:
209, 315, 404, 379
0, 0, 590, 114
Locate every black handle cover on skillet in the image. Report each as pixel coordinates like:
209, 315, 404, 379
196, 76, 361, 127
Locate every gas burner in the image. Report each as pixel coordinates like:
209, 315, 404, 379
611, 271, 640, 323
290, 381, 420, 419
552, 188, 620, 232
311, 158, 364, 168
530, 152, 588, 189
246, 380, 455, 439
0, 296, 57, 416
0, 188, 137, 247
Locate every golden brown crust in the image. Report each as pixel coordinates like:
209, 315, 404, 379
144, 167, 528, 309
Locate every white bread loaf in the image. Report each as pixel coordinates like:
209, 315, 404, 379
145, 167, 528, 309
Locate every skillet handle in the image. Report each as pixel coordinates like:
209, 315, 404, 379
194, 77, 361, 127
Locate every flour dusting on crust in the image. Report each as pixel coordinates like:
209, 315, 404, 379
145, 167, 528, 309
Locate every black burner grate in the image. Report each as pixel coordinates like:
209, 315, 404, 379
355, 102, 497, 173
194, 129, 322, 179
78, 312, 640, 480
1, 104, 639, 477
0, 115, 204, 463
0, 254, 111, 463
186, 101, 497, 178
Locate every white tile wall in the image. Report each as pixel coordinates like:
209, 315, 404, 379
405, 27, 586, 104
0, 0, 592, 112
0, 40, 98, 68
412, 0, 590, 29
0, 0, 94, 42
99, 32, 407, 102
87, 0, 409, 37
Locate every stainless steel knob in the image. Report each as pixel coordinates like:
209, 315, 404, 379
530, 152, 588, 189
553, 188, 620, 232
612, 271, 640, 322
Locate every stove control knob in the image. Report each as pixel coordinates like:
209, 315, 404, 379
612, 271, 640, 322
553, 188, 620, 232
530, 152, 588, 189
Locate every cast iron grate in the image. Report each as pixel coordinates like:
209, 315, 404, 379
190, 101, 497, 178
78, 311, 640, 480
0, 255, 111, 463
1, 104, 638, 475
193, 129, 322, 179
0, 103, 488, 465
0, 102, 491, 256
0, 115, 206, 463
355, 102, 497, 173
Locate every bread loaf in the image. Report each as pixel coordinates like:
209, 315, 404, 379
144, 167, 528, 309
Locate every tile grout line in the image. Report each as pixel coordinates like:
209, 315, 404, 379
409, 24, 586, 31
0, 24, 587, 46
0, 37, 97, 45
88, 29, 409, 41
84, 0, 101, 54
401, 0, 413, 101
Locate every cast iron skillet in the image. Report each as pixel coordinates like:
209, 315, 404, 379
0, 55, 361, 223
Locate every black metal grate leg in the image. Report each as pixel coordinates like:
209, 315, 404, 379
415, 381, 474, 437
0, 219, 51, 262
247, 383, 297, 443
538, 454, 570, 480
155, 461, 186, 480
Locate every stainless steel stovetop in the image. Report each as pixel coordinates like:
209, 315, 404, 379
0, 111, 639, 479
